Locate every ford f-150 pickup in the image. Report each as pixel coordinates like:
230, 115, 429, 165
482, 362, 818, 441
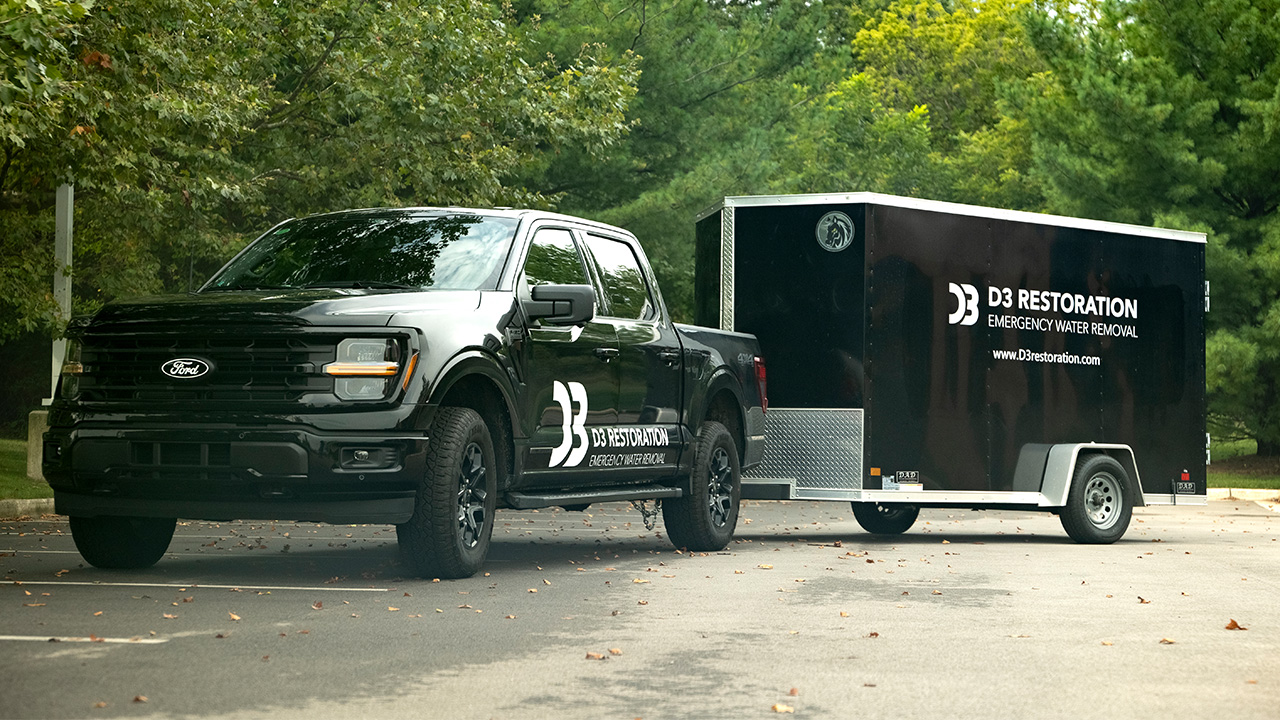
43, 208, 766, 578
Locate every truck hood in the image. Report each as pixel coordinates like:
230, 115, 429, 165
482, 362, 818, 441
87, 290, 483, 329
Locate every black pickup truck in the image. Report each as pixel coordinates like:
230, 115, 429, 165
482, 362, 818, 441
43, 208, 766, 578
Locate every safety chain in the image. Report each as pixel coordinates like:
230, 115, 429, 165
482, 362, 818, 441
629, 499, 662, 531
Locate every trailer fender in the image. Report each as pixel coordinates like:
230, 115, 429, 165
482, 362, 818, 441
1034, 444, 1145, 509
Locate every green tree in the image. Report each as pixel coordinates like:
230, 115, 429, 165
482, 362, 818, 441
0, 0, 638, 339
510, 0, 827, 318
1023, 0, 1280, 453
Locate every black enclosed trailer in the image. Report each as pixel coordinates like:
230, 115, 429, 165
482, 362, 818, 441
695, 193, 1207, 543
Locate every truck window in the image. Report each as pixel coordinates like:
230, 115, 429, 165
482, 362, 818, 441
205, 212, 518, 292
584, 234, 655, 321
524, 228, 590, 286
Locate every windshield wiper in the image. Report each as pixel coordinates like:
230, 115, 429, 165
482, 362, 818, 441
302, 281, 418, 290
202, 283, 289, 292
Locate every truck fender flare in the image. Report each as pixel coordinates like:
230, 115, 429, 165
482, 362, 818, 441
423, 350, 520, 430
1033, 443, 1145, 508
695, 368, 746, 426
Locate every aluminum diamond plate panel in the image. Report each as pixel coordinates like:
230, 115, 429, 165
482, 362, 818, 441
719, 207, 735, 331
744, 408, 863, 491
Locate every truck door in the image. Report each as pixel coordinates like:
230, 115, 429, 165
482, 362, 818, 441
580, 232, 684, 477
518, 226, 621, 485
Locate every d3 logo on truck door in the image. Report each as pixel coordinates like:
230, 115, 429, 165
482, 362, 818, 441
550, 380, 589, 467
947, 282, 980, 326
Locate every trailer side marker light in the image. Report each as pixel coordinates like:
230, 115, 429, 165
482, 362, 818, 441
870, 467, 881, 476
1181, 472, 1189, 481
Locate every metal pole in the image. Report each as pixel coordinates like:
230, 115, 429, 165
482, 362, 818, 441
47, 183, 73, 402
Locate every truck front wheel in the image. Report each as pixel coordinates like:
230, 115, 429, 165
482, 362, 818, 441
397, 407, 497, 579
1060, 455, 1132, 544
662, 421, 741, 551
69, 515, 176, 569
851, 503, 919, 535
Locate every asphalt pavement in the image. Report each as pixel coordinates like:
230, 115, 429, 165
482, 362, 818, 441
1, 499, 1277, 720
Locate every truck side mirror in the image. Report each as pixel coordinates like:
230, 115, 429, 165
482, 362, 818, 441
525, 284, 596, 325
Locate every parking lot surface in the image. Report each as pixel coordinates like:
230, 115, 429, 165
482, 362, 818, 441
2, 500, 1277, 719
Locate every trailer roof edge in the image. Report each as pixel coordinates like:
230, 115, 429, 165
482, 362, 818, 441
695, 193, 1207, 244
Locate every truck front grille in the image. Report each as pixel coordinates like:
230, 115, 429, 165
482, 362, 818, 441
77, 333, 336, 406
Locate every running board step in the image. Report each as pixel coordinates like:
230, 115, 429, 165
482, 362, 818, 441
504, 485, 683, 510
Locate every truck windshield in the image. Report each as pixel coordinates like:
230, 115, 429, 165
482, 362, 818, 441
204, 212, 519, 292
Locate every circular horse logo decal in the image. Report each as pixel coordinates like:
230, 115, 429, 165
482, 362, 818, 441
815, 211, 855, 253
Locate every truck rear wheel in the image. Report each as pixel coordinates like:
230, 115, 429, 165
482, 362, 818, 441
851, 502, 919, 535
69, 515, 176, 569
1060, 455, 1132, 544
662, 421, 740, 551
397, 407, 497, 579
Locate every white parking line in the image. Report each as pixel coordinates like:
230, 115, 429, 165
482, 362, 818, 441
0, 634, 168, 644
9, 581, 388, 592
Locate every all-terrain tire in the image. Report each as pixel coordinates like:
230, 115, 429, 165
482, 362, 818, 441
397, 407, 497, 579
69, 515, 176, 569
851, 502, 919, 535
662, 421, 741, 551
1060, 454, 1132, 544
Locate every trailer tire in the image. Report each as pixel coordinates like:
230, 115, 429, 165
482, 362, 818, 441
851, 503, 919, 535
662, 421, 740, 551
397, 407, 497, 579
1060, 455, 1132, 544
69, 515, 176, 569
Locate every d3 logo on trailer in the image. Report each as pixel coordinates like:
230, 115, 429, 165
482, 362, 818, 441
947, 282, 980, 326
550, 380, 589, 467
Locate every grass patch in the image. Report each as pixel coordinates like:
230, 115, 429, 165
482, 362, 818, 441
1210, 438, 1256, 463
0, 439, 52, 500
1207, 474, 1280, 489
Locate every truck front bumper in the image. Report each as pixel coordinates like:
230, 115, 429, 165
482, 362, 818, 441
42, 426, 427, 524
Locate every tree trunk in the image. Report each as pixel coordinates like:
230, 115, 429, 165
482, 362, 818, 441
1256, 439, 1280, 457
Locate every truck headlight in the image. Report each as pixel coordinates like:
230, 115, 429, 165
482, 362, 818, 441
325, 339, 400, 400
60, 338, 83, 399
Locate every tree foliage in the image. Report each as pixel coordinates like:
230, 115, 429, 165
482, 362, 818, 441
0, 0, 637, 339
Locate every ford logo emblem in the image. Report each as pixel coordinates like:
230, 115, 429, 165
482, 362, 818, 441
161, 357, 212, 379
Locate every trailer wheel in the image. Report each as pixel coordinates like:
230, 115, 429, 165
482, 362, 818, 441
1060, 455, 1132, 544
397, 407, 497, 579
69, 516, 176, 569
851, 503, 919, 535
662, 421, 741, 551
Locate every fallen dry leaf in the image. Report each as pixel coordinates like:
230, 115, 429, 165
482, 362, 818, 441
1159, 638, 1176, 644
1138, 597, 1151, 604
789, 688, 799, 696
229, 612, 241, 621
133, 696, 147, 703
312, 601, 323, 610
637, 600, 649, 605
93, 701, 107, 709
1101, 640, 1114, 646
772, 703, 795, 713
162, 613, 177, 619
215, 633, 229, 639
839, 611, 850, 617
867, 631, 880, 638
93, 611, 103, 616
528, 588, 538, 593
632, 579, 649, 584
758, 564, 774, 570
1225, 619, 1248, 631
22, 603, 45, 608
388, 607, 400, 612
609, 648, 623, 656
504, 615, 516, 619
585, 652, 606, 660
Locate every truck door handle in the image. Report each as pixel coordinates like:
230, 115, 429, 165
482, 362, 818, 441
594, 347, 619, 362
657, 349, 681, 366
